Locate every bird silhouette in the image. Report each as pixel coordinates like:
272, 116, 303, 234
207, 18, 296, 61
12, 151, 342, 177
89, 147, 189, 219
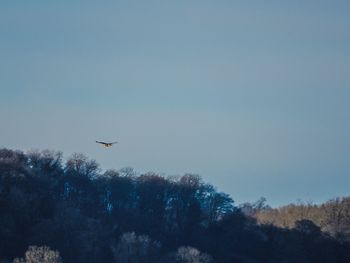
96, 141, 118, 148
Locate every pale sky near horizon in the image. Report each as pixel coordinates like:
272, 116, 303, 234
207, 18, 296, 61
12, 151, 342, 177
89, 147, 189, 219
1, 1, 350, 206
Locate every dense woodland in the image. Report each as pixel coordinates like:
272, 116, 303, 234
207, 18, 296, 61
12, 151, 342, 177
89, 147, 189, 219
243, 197, 350, 241
1, 148, 350, 263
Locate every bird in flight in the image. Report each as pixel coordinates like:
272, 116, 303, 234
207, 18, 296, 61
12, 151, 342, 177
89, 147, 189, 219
96, 141, 118, 148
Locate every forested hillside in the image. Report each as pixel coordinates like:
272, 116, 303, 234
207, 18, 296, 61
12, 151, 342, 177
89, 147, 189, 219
1, 148, 349, 263
241, 197, 350, 241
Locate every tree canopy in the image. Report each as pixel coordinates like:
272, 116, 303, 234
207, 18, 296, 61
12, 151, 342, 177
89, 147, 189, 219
0, 148, 349, 263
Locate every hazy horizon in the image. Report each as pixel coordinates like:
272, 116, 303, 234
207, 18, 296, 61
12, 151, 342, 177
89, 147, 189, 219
1, 1, 350, 207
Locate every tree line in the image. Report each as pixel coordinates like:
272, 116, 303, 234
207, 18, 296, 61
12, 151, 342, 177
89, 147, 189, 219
242, 197, 350, 242
0, 148, 349, 262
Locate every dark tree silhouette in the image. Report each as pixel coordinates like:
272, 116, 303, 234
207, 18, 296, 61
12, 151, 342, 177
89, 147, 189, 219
0, 148, 349, 263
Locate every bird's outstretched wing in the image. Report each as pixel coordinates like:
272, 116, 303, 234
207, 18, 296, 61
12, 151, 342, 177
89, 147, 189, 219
96, 141, 118, 147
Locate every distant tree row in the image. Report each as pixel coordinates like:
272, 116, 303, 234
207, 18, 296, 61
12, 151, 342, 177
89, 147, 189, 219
1, 148, 350, 262
241, 197, 350, 242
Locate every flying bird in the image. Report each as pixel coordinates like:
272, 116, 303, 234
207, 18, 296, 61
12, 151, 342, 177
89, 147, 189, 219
96, 141, 118, 148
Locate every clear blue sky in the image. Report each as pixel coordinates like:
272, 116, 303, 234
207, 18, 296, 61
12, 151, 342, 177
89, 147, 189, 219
1, 1, 350, 206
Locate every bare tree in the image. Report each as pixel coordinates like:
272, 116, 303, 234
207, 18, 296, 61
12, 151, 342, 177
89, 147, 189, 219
111, 232, 161, 263
65, 153, 100, 179
175, 246, 213, 263
13, 246, 62, 263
